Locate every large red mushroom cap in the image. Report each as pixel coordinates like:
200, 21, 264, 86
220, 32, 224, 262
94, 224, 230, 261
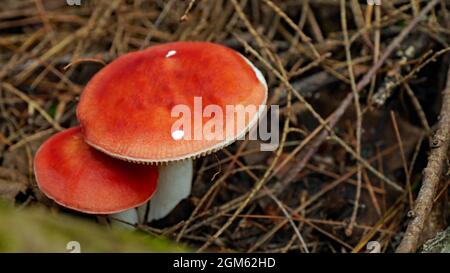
77, 41, 267, 163
34, 127, 158, 214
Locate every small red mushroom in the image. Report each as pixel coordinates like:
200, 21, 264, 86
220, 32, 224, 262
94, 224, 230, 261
77, 42, 268, 221
34, 127, 158, 215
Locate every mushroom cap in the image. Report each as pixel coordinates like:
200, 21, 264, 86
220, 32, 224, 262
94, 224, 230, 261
34, 127, 158, 214
77, 42, 267, 163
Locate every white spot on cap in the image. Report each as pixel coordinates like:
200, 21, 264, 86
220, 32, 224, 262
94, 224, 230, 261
171, 129, 184, 140
165, 50, 176, 58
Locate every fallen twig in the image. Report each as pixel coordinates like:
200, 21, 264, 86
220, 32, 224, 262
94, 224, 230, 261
396, 63, 450, 253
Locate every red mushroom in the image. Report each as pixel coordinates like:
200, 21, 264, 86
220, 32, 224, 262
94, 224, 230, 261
77, 42, 267, 221
34, 127, 158, 216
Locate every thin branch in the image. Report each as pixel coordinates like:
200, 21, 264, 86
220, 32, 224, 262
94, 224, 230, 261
340, 0, 363, 237
396, 64, 450, 253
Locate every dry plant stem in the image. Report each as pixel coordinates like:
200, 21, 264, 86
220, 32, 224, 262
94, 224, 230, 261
402, 81, 432, 135
390, 111, 414, 209
8, 128, 54, 151
249, 163, 372, 252
396, 66, 450, 253
231, 1, 391, 191
262, 0, 320, 59
63, 58, 106, 70
363, 169, 382, 217
180, 0, 197, 21
230, 0, 276, 64
181, 144, 404, 247
350, 0, 372, 49
237, 36, 401, 192
411, 0, 420, 16
368, 4, 381, 103
33, 0, 55, 45
265, 190, 309, 253
190, 143, 401, 233
434, 179, 450, 203
14, 23, 94, 83
175, 142, 248, 242
410, 48, 450, 77
341, 0, 363, 237
142, 0, 176, 50
261, 0, 348, 83
306, 4, 324, 43
1, 42, 80, 93
1, 82, 62, 131
229, 10, 397, 190
230, 214, 393, 234
352, 197, 405, 253
220, 148, 309, 253
281, 0, 439, 192
409, 135, 425, 178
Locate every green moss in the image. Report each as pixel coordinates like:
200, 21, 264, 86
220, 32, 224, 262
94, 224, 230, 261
0, 203, 187, 253
420, 228, 450, 253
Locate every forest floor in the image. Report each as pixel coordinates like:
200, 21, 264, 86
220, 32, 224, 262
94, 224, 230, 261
0, 0, 449, 253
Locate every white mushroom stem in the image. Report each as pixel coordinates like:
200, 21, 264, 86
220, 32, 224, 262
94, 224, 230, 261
111, 208, 139, 229
147, 159, 193, 221
112, 159, 193, 227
